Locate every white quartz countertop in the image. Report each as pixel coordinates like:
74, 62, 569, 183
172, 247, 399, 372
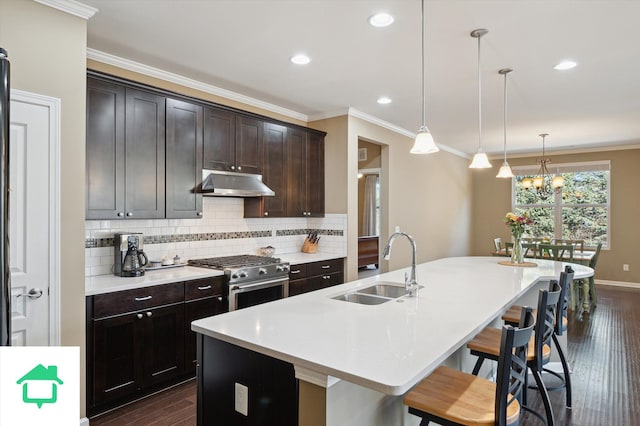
191, 256, 593, 395
85, 266, 224, 296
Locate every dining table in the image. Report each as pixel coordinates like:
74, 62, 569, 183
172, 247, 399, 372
492, 246, 595, 312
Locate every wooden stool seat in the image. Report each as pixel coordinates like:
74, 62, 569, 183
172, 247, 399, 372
467, 327, 551, 363
403, 366, 520, 426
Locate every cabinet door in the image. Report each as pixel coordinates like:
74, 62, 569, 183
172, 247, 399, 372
286, 128, 307, 217
184, 296, 227, 374
203, 107, 236, 171
92, 313, 143, 405
306, 132, 325, 217
245, 122, 287, 217
124, 88, 166, 219
166, 98, 203, 219
142, 303, 185, 387
86, 77, 125, 219
236, 115, 263, 174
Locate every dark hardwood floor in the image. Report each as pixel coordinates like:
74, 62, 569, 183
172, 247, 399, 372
89, 284, 640, 426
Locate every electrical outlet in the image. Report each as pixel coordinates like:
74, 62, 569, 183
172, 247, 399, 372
623, 264, 629, 272
235, 382, 248, 416
395, 226, 400, 232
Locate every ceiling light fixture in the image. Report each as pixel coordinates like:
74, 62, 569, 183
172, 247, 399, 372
290, 54, 311, 65
369, 12, 394, 28
554, 60, 577, 70
410, 0, 439, 155
469, 29, 491, 168
521, 133, 563, 199
496, 68, 515, 178
377, 96, 392, 105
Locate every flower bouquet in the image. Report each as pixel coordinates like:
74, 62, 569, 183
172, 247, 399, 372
504, 212, 532, 264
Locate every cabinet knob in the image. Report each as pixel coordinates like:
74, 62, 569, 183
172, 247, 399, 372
197, 212, 203, 216
264, 212, 269, 216
126, 212, 133, 217
323, 275, 331, 280
146, 311, 152, 318
237, 166, 242, 171
137, 313, 143, 320
117, 212, 124, 217
230, 165, 236, 171
217, 297, 223, 302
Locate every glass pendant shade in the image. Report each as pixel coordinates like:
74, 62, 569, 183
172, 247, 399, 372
496, 161, 515, 178
533, 176, 544, 189
469, 150, 492, 168
522, 178, 532, 189
411, 126, 439, 154
553, 175, 564, 189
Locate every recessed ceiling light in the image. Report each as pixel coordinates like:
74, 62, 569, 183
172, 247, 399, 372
290, 54, 311, 65
554, 60, 577, 70
377, 96, 392, 105
369, 12, 394, 28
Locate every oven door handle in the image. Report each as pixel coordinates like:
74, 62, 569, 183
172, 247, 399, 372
229, 276, 288, 294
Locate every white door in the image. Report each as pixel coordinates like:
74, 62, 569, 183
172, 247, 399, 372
8, 92, 59, 346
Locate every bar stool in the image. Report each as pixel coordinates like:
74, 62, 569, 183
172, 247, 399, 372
403, 309, 535, 426
502, 267, 574, 408
467, 284, 562, 426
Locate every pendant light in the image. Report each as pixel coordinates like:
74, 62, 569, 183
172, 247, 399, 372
410, 0, 439, 154
523, 133, 564, 199
469, 29, 491, 168
496, 68, 515, 178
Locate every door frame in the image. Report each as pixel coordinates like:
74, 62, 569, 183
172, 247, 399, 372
10, 89, 61, 345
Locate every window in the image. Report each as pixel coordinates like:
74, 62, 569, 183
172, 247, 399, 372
512, 161, 609, 248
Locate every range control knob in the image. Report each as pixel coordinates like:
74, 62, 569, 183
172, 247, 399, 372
258, 268, 267, 275
276, 265, 284, 272
239, 271, 248, 278
231, 272, 239, 279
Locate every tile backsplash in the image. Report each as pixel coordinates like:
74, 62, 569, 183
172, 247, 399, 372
85, 197, 346, 276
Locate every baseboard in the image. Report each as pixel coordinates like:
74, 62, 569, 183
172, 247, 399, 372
595, 279, 640, 289
80, 417, 90, 426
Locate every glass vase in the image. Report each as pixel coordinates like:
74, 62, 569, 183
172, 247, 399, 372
511, 237, 524, 264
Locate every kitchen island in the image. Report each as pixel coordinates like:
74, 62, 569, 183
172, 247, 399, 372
192, 256, 593, 426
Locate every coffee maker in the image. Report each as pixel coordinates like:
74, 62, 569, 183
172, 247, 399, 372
114, 233, 148, 277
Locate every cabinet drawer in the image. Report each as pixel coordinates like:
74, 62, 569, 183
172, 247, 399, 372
307, 258, 343, 277
307, 272, 343, 292
185, 276, 226, 301
93, 282, 184, 319
288, 264, 307, 280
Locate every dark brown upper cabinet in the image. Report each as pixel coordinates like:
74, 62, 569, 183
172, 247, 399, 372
287, 128, 325, 217
203, 107, 263, 174
244, 122, 287, 218
86, 77, 165, 219
166, 98, 203, 219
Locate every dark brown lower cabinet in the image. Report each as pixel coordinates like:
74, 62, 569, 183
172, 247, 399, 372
289, 258, 344, 296
87, 277, 227, 417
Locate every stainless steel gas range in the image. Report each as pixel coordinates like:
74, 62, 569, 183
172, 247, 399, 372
188, 255, 290, 311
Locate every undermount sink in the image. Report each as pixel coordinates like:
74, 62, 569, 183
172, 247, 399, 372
331, 281, 423, 305
332, 292, 391, 305
356, 282, 408, 298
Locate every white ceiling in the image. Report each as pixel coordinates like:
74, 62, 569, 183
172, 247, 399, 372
83, 0, 640, 157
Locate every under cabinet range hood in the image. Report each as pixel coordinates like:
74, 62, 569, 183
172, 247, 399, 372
201, 169, 275, 197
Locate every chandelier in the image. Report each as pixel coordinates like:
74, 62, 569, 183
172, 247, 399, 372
521, 133, 563, 198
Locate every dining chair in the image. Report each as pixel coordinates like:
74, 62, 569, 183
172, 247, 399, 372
538, 243, 574, 262
556, 239, 585, 253
494, 237, 503, 252
575, 242, 603, 308
404, 309, 535, 426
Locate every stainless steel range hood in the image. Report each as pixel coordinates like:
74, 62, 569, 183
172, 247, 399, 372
201, 169, 275, 197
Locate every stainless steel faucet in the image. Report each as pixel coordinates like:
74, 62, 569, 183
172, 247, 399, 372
382, 231, 418, 297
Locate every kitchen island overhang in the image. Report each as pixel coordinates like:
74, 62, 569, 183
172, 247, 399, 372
192, 256, 593, 425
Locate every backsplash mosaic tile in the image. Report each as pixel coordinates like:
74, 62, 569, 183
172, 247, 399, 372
85, 197, 347, 276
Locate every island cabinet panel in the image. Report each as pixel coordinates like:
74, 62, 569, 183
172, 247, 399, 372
287, 128, 325, 217
203, 106, 236, 171
184, 277, 227, 374
197, 334, 297, 426
244, 122, 288, 218
86, 78, 125, 219
289, 258, 344, 296
165, 98, 203, 219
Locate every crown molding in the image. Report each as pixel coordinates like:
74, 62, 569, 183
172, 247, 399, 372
490, 142, 640, 159
34, 0, 97, 19
87, 49, 309, 122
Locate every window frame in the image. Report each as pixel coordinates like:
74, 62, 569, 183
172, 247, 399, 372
511, 160, 611, 249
